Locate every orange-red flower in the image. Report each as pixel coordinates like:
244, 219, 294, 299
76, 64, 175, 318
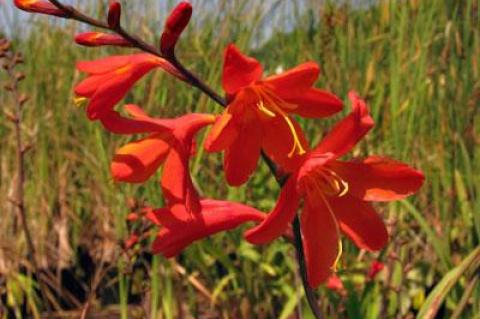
100, 105, 214, 213
74, 54, 184, 120
100, 106, 265, 256
75, 32, 131, 47
245, 92, 424, 287
14, 0, 67, 17
147, 199, 265, 257
205, 44, 343, 186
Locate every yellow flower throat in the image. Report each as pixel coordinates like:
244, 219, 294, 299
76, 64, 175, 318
252, 86, 306, 158
305, 167, 350, 272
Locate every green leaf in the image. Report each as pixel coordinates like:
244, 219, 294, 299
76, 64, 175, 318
416, 246, 480, 319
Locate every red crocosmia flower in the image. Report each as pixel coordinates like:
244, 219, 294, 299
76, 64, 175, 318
100, 105, 214, 214
74, 54, 184, 120
367, 260, 385, 279
14, 0, 67, 17
75, 32, 131, 47
204, 44, 343, 186
245, 92, 425, 287
146, 199, 265, 257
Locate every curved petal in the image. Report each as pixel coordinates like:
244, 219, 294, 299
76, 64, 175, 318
329, 157, 425, 202
111, 135, 170, 183
301, 197, 339, 287
312, 91, 374, 158
152, 199, 265, 257
99, 110, 172, 135
262, 115, 308, 172
76, 55, 130, 74
172, 113, 216, 142
86, 61, 160, 120
328, 194, 388, 251
204, 111, 239, 152
224, 115, 263, 186
264, 62, 319, 96
86, 76, 136, 120
161, 145, 200, 214
222, 44, 263, 95
245, 177, 300, 244
285, 88, 343, 118
74, 73, 114, 97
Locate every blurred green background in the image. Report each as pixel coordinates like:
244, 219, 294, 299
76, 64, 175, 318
0, 0, 479, 318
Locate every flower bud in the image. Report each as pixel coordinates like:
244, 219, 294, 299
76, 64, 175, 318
160, 1, 192, 56
367, 260, 385, 279
107, 1, 122, 29
75, 32, 131, 47
14, 0, 67, 17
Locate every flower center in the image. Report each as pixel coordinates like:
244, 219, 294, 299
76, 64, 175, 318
307, 167, 349, 198
251, 86, 306, 158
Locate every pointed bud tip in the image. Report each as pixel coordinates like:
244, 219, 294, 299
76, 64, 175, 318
107, 1, 122, 29
160, 1, 193, 56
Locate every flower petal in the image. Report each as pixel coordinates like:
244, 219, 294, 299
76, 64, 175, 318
99, 110, 172, 135
285, 88, 343, 118
152, 199, 265, 257
262, 115, 309, 172
224, 115, 263, 186
264, 62, 319, 95
86, 62, 159, 120
76, 55, 131, 74
222, 44, 263, 95
312, 91, 374, 158
111, 134, 170, 183
329, 157, 425, 202
245, 177, 300, 244
161, 145, 200, 214
301, 197, 339, 287
328, 194, 388, 251
204, 111, 239, 152
74, 73, 114, 97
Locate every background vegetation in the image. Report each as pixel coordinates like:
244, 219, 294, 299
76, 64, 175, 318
0, 0, 479, 318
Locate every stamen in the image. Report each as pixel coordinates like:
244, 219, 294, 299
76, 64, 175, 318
311, 168, 349, 197
74, 96, 87, 108
317, 191, 343, 272
252, 86, 306, 157
257, 100, 276, 117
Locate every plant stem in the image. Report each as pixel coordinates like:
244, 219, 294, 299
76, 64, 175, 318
2, 46, 51, 312
293, 217, 324, 318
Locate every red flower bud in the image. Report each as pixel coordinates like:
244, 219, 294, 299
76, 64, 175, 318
107, 1, 122, 29
124, 234, 139, 250
14, 0, 67, 17
160, 1, 192, 56
325, 274, 344, 292
75, 32, 131, 47
367, 260, 385, 279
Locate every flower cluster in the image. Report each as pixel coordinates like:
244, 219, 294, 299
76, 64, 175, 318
14, 0, 424, 288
